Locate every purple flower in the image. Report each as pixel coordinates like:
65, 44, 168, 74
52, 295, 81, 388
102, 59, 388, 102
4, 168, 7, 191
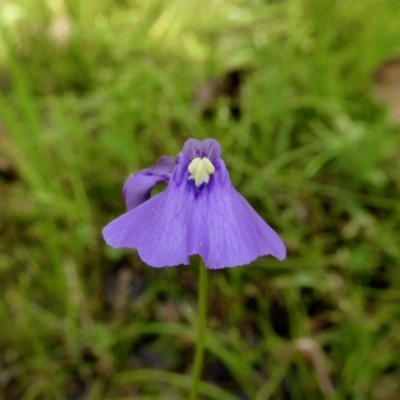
103, 138, 286, 269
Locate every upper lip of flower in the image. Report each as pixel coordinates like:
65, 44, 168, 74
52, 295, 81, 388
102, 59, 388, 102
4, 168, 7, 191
181, 138, 222, 162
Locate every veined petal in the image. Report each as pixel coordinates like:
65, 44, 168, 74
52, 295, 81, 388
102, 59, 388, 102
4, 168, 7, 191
103, 158, 286, 268
103, 180, 193, 267
182, 160, 286, 268
182, 138, 221, 161
123, 156, 176, 211
193, 173, 286, 269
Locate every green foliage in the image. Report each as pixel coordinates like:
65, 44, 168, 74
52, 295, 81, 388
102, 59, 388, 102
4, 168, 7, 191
1, 0, 400, 398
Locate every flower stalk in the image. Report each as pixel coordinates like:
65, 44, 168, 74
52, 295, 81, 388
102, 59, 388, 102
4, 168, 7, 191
189, 258, 208, 400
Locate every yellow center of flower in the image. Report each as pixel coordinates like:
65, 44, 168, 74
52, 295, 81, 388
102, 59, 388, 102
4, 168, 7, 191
188, 157, 215, 186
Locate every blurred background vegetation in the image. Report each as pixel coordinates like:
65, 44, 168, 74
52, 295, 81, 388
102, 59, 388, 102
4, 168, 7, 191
1, 0, 400, 399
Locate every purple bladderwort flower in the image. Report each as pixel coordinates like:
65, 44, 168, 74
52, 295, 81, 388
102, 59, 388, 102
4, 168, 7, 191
103, 138, 286, 269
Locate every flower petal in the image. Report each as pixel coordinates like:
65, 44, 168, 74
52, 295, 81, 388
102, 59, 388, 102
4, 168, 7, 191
103, 181, 193, 267
103, 159, 286, 268
123, 156, 176, 211
182, 138, 222, 161
180, 160, 286, 268
195, 176, 287, 269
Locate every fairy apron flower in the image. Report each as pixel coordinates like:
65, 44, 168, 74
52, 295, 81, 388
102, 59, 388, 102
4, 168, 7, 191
103, 138, 286, 268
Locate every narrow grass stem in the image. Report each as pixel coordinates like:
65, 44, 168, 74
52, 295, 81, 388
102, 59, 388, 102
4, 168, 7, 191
189, 258, 208, 400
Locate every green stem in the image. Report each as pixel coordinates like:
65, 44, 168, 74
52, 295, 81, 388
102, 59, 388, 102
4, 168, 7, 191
189, 258, 208, 400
